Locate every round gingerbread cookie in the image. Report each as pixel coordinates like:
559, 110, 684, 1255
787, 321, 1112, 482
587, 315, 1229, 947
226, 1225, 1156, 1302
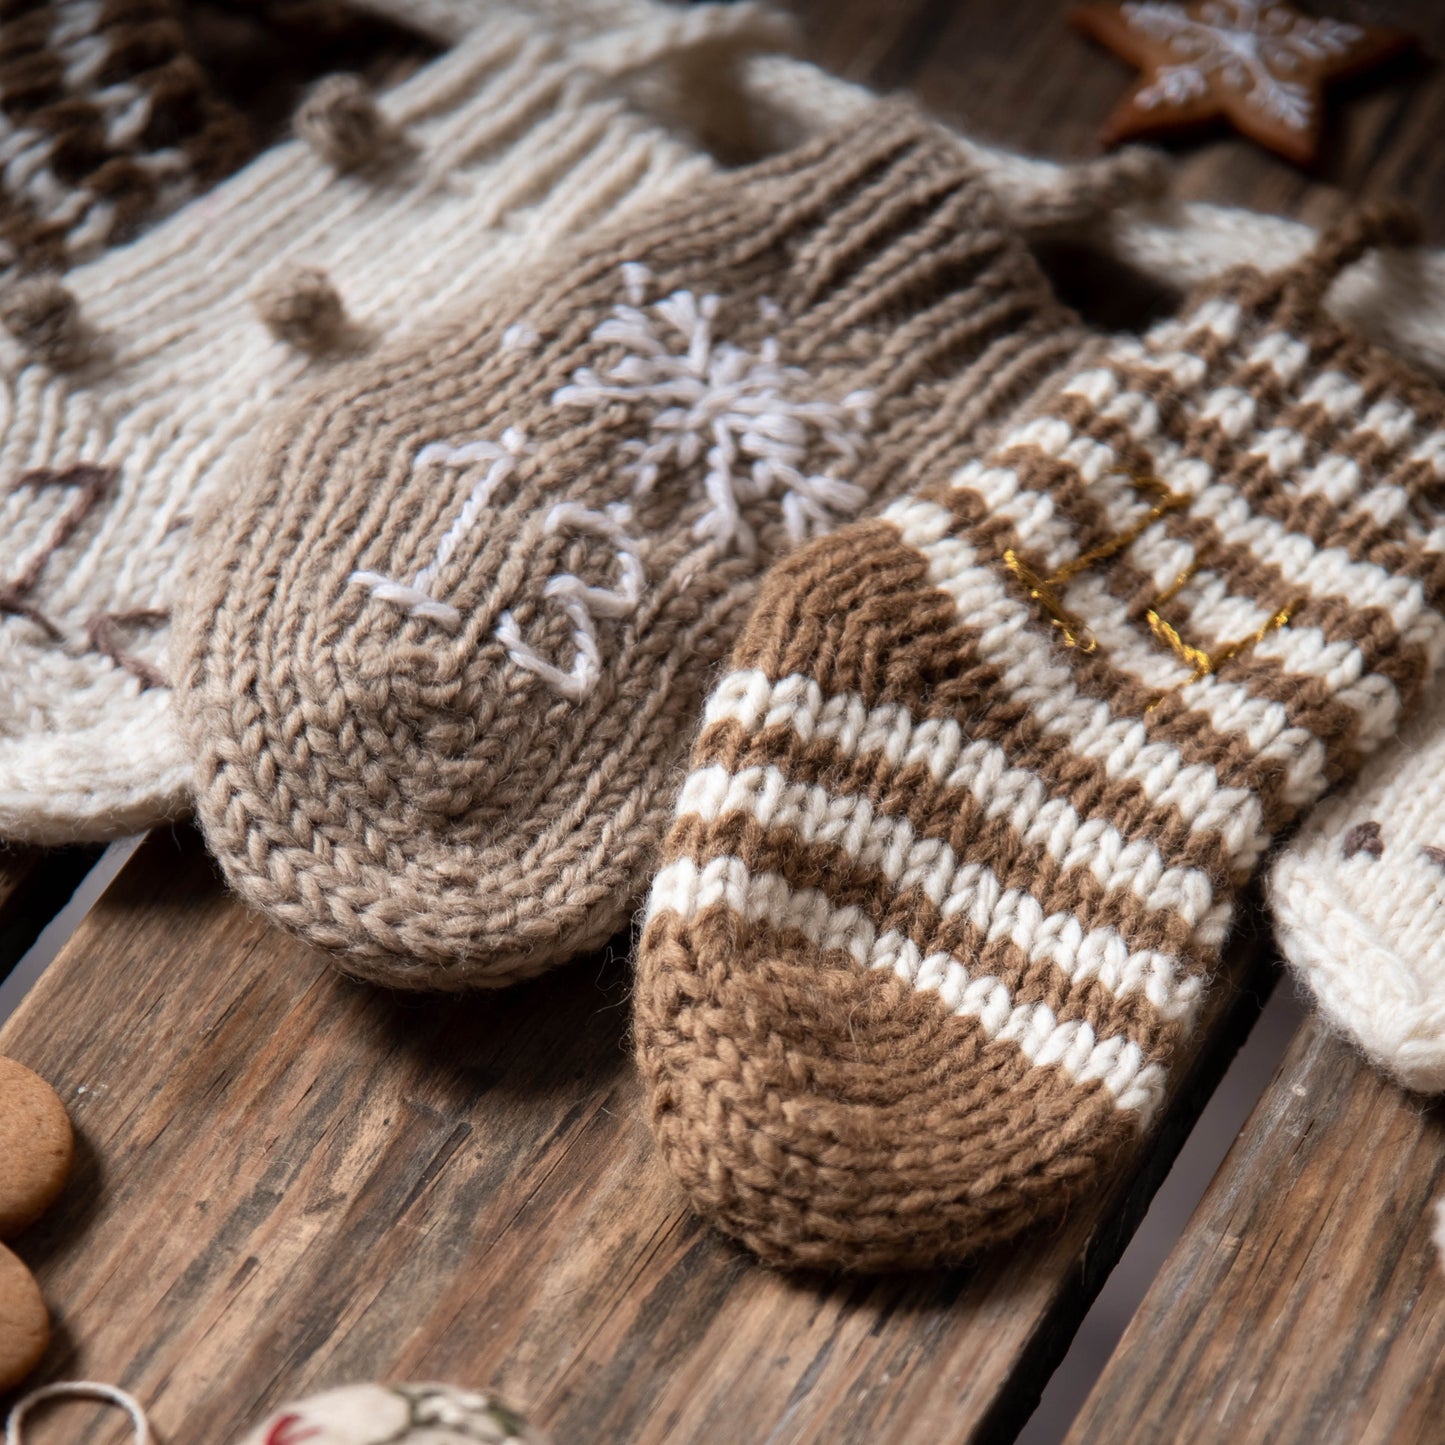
0, 1057, 73, 1237
0, 1241, 49, 1390
236, 1383, 550, 1445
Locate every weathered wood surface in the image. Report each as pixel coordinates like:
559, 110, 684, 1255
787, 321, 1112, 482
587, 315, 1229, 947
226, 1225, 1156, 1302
4, 1, 1445, 1441
0, 830, 1269, 1443
1068, 1013, 1445, 1444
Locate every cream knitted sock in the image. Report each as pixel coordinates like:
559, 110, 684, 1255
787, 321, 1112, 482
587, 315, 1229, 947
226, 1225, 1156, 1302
177, 104, 1090, 988
634, 210, 1445, 1271
0, 4, 794, 843
235, 1384, 548, 1445
0, 0, 251, 282
1269, 677, 1445, 1093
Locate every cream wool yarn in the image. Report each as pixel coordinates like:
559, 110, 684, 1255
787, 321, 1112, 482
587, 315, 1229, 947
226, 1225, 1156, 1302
1269, 676, 1445, 1093
178, 105, 1090, 987
0, 3, 804, 844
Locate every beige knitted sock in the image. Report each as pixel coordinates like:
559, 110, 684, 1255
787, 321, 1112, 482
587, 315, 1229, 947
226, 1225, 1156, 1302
0, 4, 798, 843
634, 209, 1445, 1271
1269, 677, 1445, 1093
177, 104, 1090, 988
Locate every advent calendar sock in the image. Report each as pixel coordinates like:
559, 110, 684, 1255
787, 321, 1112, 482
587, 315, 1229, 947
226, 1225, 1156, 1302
0, 0, 250, 279
1269, 676, 1445, 1092
0, 4, 789, 843
236, 1384, 549, 1445
177, 104, 1084, 988
635, 208, 1445, 1271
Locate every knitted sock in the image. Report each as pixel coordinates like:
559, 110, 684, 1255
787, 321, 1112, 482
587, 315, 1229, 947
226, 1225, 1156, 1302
0, 0, 250, 279
0, 5, 787, 843
236, 1384, 549, 1445
635, 208, 1445, 1271
1269, 677, 1445, 1093
177, 105, 1091, 988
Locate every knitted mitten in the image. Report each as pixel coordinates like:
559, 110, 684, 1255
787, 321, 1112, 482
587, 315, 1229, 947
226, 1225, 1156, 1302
236, 1384, 549, 1445
635, 208, 1445, 1271
1269, 677, 1445, 1093
0, 8, 775, 843
178, 104, 1090, 988
0, 0, 250, 279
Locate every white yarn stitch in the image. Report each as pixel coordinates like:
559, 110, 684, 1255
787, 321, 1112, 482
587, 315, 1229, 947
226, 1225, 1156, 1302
496, 500, 645, 699
553, 265, 874, 558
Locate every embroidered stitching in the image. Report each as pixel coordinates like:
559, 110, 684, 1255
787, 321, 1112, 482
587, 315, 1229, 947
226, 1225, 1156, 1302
349, 427, 530, 629
553, 263, 874, 559
496, 500, 645, 701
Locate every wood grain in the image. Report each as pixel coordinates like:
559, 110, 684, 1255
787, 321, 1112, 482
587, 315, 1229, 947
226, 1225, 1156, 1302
0, 829, 1269, 1444
1067, 1012, 1445, 1444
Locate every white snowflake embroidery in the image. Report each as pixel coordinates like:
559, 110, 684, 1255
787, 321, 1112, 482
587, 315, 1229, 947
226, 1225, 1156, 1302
553, 264, 874, 560
1124, 0, 1364, 132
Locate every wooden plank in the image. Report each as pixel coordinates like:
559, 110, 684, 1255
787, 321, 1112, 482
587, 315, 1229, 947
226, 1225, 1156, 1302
1067, 1012, 1445, 1444
0, 829, 1271, 1444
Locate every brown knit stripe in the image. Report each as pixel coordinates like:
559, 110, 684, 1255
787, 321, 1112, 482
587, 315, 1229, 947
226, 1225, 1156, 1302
665, 810, 1193, 1059
943, 455, 1430, 800
1086, 349, 1445, 577
722, 520, 1259, 878
685, 714, 1223, 964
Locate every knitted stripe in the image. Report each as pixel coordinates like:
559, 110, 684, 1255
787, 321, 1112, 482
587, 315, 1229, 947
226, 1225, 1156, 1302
636, 212, 1445, 1271
0, 0, 250, 276
176, 105, 1084, 987
1269, 673, 1445, 1093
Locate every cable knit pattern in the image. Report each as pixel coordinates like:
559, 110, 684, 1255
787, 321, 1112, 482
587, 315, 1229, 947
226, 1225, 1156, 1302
1270, 673, 1445, 1093
0, 5, 805, 843
0, 0, 250, 279
635, 209, 1445, 1272
177, 105, 1086, 987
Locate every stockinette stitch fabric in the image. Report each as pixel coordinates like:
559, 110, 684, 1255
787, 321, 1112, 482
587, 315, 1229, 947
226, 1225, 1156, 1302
1269, 674, 1445, 1093
634, 207, 1445, 1272
177, 103, 1089, 987
0, 0, 250, 280
0, 4, 791, 844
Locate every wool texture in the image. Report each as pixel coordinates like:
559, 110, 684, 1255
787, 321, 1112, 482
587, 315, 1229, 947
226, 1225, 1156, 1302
235, 1384, 548, 1445
634, 208, 1445, 1272
0, 0, 250, 281
0, 3, 797, 843
178, 104, 1086, 987
1269, 674, 1445, 1093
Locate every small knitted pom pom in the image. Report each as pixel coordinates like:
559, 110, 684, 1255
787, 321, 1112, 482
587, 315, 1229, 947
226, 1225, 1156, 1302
0, 278, 92, 369
296, 75, 412, 172
254, 266, 356, 353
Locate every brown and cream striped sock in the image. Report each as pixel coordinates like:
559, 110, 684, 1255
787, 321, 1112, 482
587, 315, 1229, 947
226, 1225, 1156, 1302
635, 207, 1445, 1272
179, 103, 1095, 987
0, 0, 251, 283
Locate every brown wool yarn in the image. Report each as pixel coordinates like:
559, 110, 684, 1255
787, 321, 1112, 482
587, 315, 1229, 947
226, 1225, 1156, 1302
0, 0, 252, 280
634, 207, 1445, 1272
176, 102, 1093, 988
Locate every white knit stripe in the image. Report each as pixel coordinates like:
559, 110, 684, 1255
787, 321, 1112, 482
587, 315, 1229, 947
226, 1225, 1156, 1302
700, 670, 1235, 942
675, 761, 1206, 1022
955, 439, 1351, 800
882, 496, 1272, 873
1055, 365, 1445, 630
647, 854, 1168, 1121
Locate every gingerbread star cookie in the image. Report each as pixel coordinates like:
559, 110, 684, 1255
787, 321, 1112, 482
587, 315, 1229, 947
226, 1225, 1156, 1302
1071, 1, 1412, 165
0, 1058, 73, 1391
